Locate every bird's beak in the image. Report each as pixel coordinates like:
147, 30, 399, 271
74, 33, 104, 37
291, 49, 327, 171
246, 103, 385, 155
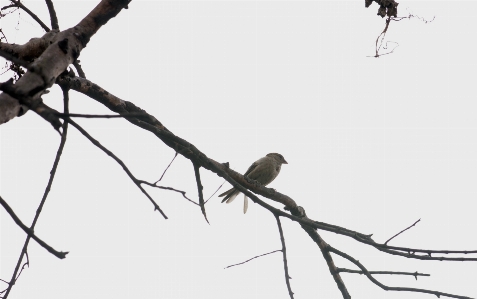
283, 159, 288, 164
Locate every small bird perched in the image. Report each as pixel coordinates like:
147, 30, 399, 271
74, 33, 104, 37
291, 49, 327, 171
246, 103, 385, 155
219, 153, 288, 213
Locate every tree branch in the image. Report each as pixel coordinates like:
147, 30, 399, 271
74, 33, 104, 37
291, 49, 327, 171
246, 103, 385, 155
63, 118, 168, 219
337, 268, 430, 279
329, 246, 473, 299
385, 218, 420, 245
224, 250, 282, 269
2, 85, 70, 299
44, 0, 59, 30
193, 161, 208, 223
0, 195, 68, 259
10, 0, 50, 32
275, 215, 294, 299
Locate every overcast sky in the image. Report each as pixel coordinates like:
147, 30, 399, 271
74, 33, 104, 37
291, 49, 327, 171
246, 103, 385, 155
1, 1, 477, 299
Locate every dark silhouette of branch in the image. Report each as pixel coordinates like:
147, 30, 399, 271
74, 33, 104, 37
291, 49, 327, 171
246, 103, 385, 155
0, 195, 68, 259
72, 61, 86, 78
193, 161, 209, 224
1, 86, 70, 299
385, 219, 421, 245
204, 181, 226, 204
275, 215, 294, 299
55, 75, 477, 262
297, 221, 351, 299
9, 0, 50, 32
225, 250, 282, 269
328, 246, 473, 299
155, 152, 178, 184
44, 0, 59, 30
337, 268, 430, 279
64, 118, 168, 219
139, 180, 199, 206
0, 49, 31, 69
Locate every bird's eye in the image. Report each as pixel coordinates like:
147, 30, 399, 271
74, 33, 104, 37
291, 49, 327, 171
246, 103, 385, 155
279, 154, 283, 158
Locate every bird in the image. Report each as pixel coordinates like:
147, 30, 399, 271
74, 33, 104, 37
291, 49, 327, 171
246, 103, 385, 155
218, 153, 288, 213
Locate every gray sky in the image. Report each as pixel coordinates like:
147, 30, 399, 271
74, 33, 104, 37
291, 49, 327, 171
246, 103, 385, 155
1, 1, 476, 299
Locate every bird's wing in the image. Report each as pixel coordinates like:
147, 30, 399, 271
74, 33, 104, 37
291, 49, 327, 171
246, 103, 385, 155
243, 161, 259, 177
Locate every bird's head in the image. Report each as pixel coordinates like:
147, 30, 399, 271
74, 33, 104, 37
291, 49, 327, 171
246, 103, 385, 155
266, 153, 288, 165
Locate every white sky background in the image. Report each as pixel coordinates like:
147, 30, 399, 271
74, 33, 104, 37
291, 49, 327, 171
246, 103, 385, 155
1, 0, 476, 298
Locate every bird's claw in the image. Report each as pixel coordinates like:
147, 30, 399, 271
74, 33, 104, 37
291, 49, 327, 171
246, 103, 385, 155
245, 176, 261, 187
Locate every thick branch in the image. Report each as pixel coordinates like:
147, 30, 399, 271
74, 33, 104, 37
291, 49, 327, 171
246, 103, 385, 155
0, 0, 131, 126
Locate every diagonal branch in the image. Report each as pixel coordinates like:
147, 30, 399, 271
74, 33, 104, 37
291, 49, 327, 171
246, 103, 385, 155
224, 250, 282, 269
64, 118, 168, 219
385, 218, 420, 245
0, 195, 68, 259
56, 75, 477, 262
10, 0, 50, 32
275, 215, 294, 299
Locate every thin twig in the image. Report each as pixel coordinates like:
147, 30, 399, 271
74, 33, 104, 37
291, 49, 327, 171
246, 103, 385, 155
10, 0, 50, 32
275, 215, 294, 299
154, 152, 178, 184
44, 0, 59, 30
329, 246, 473, 299
337, 268, 430, 279
193, 161, 209, 224
204, 181, 226, 204
139, 180, 199, 206
385, 219, 421, 245
224, 250, 282, 269
65, 118, 168, 219
0, 195, 68, 259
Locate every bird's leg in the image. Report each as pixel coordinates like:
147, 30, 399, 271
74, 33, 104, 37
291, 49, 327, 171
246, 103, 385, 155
245, 175, 261, 187
267, 188, 276, 195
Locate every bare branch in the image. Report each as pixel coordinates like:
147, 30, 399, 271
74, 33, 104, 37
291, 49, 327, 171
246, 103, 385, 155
72, 61, 86, 78
298, 224, 351, 299
2, 86, 70, 299
64, 118, 168, 219
193, 161, 209, 224
10, 0, 50, 32
155, 152, 178, 184
337, 268, 430, 279
139, 180, 199, 206
329, 246, 473, 299
0, 195, 68, 259
225, 250, 282, 269
385, 219, 421, 245
57, 75, 477, 262
275, 215, 294, 299
204, 181, 226, 204
44, 0, 59, 30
